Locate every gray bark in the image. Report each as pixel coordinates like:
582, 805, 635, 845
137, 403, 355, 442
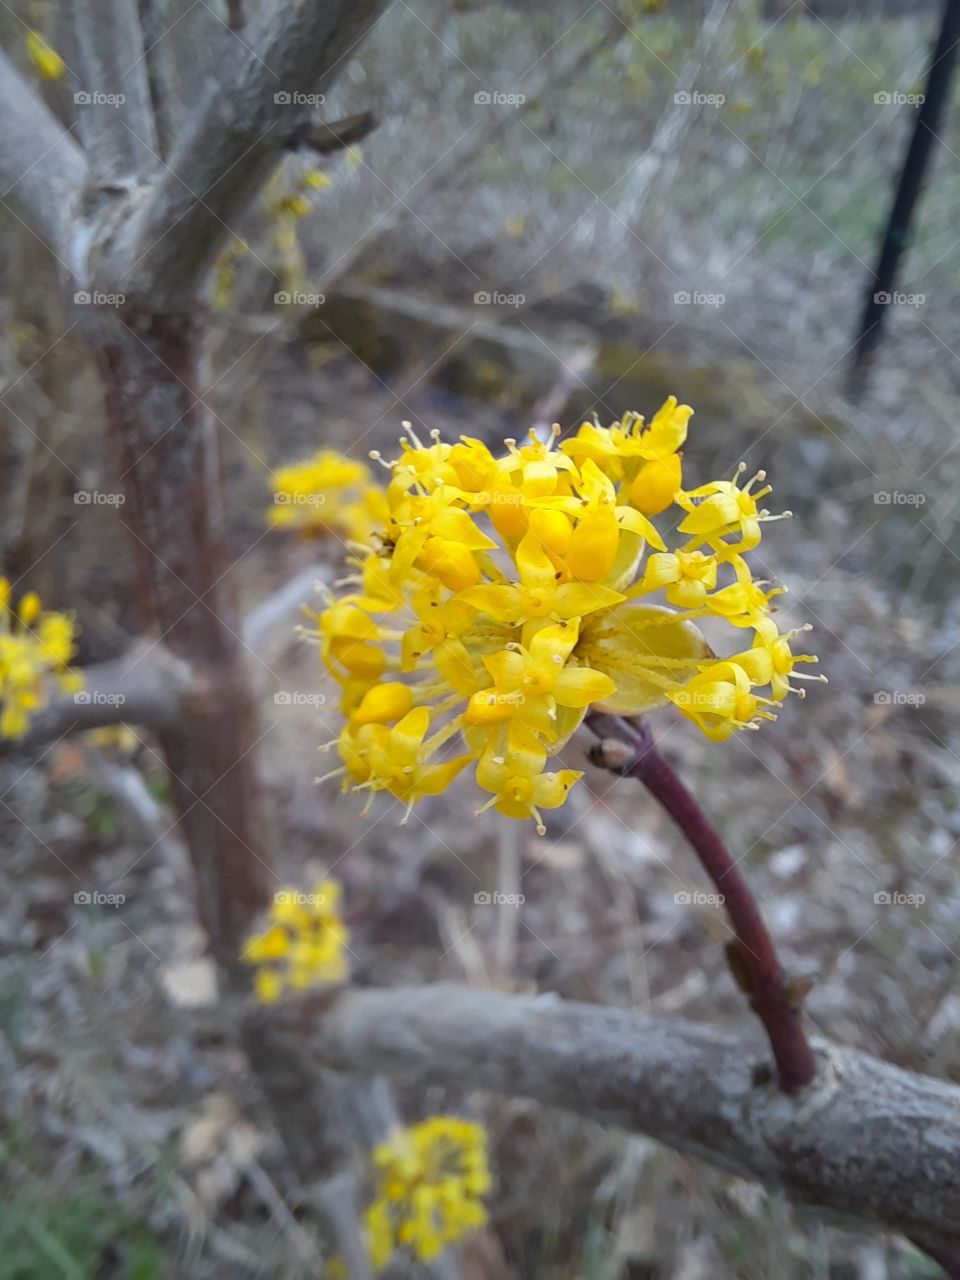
0, 52, 89, 266
107, 0, 388, 307
0, 642, 191, 754
68, 0, 159, 184
308, 984, 960, 1256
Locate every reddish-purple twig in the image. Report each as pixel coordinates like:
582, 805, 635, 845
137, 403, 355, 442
586, 713, 816, 1094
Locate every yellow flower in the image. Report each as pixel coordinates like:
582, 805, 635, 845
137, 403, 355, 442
466, 620, 615, 742
668, 659, 778, 742
475, 727, 582, 832
460, 531, 625, 638
25, 30, 65, 80
352, 707, 472, 816
269, 449, 386, 544
676, 464, 789, 555
303, 399, 818, 831
561, 397, 692, 473
363, 1117, 490, 1269
0, 577, 80, 740
243, 879, 349, 1003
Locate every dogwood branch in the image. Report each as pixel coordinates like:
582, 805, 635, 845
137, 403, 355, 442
114, 0, 388, 305
0, 51, 89, 262
304, 983, 960, 1264
68, 0, 159, 183
587, 713, 817, 1094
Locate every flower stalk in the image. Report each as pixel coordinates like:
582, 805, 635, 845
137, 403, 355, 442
587, 711, 816, 1094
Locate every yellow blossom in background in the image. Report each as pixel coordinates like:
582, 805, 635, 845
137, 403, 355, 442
212, 237, 249, 311
303, 168, 333, 191
0, 577, 82, 739
243, 879, 349, 1003
263, 164, 333, 297
307, 399, 820, 832
364, 1117, 490, 1269
25, 30, 65, 80
268, 448, 388, 545
84, 724, 140, 753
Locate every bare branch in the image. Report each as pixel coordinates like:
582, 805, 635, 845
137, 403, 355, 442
0, 50, 89, 262
0, 642, 191, 753
68, 0, 159, 184
306, 984, 960, 1258
115, 0, 388, 306
137, 0, 182, 158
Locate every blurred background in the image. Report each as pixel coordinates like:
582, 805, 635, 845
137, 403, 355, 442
1, 0, 959, 1276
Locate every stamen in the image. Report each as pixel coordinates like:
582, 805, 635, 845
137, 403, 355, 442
368, 449, 393, 472
401, 421, 424, 449
315, 765, 347, 784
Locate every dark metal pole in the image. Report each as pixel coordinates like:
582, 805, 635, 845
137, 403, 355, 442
851, 0, 960, 382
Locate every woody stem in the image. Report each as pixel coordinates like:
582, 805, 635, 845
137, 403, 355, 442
586, 713, 817, 1094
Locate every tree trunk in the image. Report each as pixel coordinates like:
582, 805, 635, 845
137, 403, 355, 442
95, 305, 271, 971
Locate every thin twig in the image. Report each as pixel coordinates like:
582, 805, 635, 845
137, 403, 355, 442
289, 110, 379, 156
586, 713, 816, 1094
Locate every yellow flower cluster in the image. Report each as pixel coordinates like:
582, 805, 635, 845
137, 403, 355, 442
243, 879, 348, 1004
268, 448, 388, 545
0, 578, 81, 739
364, 1117, 490, 1268
265, 166, 332, 296
310, 399, 819, 831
